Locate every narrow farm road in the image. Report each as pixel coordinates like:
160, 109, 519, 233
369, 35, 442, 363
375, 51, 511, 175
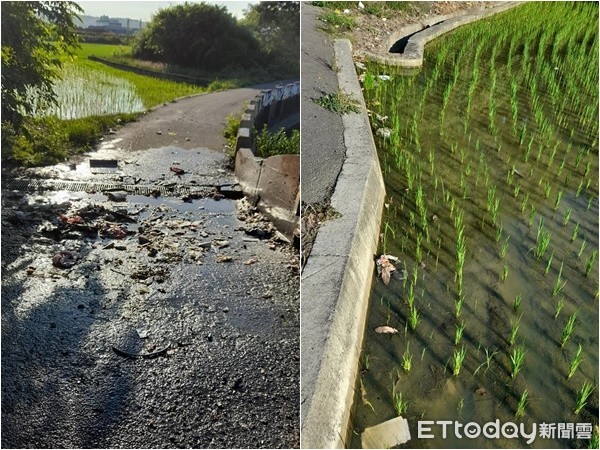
1, 82, 300, 448
107, 82, 283, 153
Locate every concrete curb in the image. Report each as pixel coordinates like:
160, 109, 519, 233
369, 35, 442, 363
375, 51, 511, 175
355, 2, 523, 67
300, 40, 385, 448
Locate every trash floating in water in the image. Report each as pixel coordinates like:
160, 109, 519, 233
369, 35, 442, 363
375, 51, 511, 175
361, 416, 411, 449
377, 75, 391, 81
374, 325, 399, 334
376, 254, 398, 285
376, 127, 392, 139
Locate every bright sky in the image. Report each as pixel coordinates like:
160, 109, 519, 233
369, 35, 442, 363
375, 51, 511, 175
78, 1, 258, 21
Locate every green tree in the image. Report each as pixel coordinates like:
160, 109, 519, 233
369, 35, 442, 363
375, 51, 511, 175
133, 2, 262, 72
243, 2, 299, 77
1, 1, 81, 130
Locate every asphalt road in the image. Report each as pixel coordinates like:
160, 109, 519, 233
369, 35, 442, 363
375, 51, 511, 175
103, 82, 286, 153
300, 3, 346, 205
1, 85, 300, 448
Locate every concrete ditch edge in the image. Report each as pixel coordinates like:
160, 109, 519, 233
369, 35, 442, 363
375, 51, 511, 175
300, 40, 385, 448
355, 1, 522, 67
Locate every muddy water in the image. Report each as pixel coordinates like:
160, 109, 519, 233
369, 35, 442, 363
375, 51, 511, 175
350, 4, 598, 448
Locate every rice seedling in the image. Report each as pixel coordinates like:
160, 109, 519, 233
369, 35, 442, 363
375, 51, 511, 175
571, 223, 580, 242
567, 343, 583, 379
528, 205, 536, 227
495, 224, 503, 243
453, 346, 467, 376
509, 315, 522, 346
578, 238, 587, 259
501, 263, 509, 281
393, 391, 408, 416
513, 294, 522, 311
500, 235, 510, 259
535, 219, 551, 260
544, 251, 554, 276
406, 282, 415, 309
362, 353, 371, 372
587, 195, 594, 211
563, 208, 572, 226
455, 295, 464, 318
576, 178, 585, 197
402, 344, 412, 372
561, 312, 577, 347
520, 193, 529, 213
554, 296, 564, 319
574, 381, 594, 415
515, 389, 529, 419
544, 182, 551, 199
554, 190, 563, 211
585, 251, 597, 277
590, 426, 599, 449
510, 346, 526, 378
552, 261, 566, 296
408, 305, 420, 330
584, 161, 591, 177
455, 321, 465, 346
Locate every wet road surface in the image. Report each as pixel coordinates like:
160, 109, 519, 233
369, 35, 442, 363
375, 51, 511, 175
1, 86, 299, 448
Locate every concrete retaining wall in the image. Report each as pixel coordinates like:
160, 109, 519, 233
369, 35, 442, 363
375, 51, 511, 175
234, 82, 300, 242
356, 2, 522, 67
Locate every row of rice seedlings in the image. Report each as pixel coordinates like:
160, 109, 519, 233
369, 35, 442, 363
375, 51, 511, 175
454, 209, 466, 317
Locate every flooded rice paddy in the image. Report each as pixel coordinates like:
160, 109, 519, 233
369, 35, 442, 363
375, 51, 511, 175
351, 3, 598, 448
30, 64, 145, 119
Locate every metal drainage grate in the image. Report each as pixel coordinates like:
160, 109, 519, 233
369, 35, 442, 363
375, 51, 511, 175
1, 178, 203, 197
2, 178, 245, 199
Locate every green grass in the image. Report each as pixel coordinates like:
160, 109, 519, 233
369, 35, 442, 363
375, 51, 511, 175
317, 10, 356, 34
4, 113, 137, 166
313, 91, 360, 114
253, 126, 300, 158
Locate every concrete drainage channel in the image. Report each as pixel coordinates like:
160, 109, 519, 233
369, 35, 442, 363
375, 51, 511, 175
355, 1, 522, 67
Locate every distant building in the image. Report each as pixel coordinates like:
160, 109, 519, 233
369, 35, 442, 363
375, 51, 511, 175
77, 14, 146, 34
